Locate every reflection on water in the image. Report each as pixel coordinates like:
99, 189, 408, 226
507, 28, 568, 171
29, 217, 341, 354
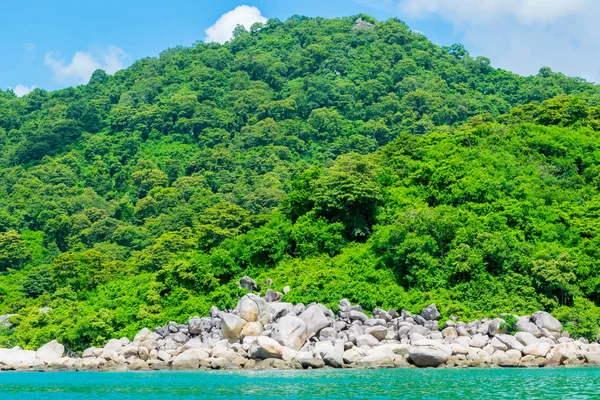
0, 368, 599, 399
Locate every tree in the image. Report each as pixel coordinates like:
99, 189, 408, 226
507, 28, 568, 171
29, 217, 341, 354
0, 230, 30, 271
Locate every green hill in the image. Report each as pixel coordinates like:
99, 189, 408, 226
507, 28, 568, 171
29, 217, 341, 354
2, 15, 600, 349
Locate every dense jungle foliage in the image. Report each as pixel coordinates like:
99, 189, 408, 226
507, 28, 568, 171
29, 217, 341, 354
2, 15, 600, 350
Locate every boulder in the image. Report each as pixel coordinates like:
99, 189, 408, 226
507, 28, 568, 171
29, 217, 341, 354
248, 336, 285, 360
531, 312, 562, 335
343, 348, 366, 364
488, 318, 506, 336
356, 334, 379, 347
522, 342, 551, 358
35, 340, 64, 363
314, 340, 344, 368
299, 305, 330, 337
171, 349, 208, 370
271, 316, 309, 350
238, 276, 258, 292
420, 304, 440, 321
495, 334, 524, 351
515, 332, 538, 347
348, 310, 368, 323
236, 294, 272, 325
469, 334, 490, 349
0, 348, 37, 368
241, 322, 263, 339
270, 302, 294, 320
264, 289, 282, 303
134, 328, 160, 343
221, 313, 246, 343
584, 352, 600, 366
365, 326, 388, 341
516, 319, 542, 338
442, 327, 458, 339
408, 339, 452, 367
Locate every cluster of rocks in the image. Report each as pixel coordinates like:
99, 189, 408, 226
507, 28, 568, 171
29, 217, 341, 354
2, 286, 600, 371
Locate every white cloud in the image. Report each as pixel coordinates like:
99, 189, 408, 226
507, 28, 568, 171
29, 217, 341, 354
390, 0, 600, 82
9, 85, 36, 97
44, 45, 131, 85
205, 5, 267, 44
400, 0, 587, 24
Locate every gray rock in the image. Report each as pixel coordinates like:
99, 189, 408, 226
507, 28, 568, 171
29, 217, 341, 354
343, 347, 366, 364
414, 315, 427, 326
264, 289, 283, 303
516, 319, 541, 337
0, 314, 16, 328
238, 276, 258, 292
515, 332, 538, 347
420, 304, 440, 321
409, 339, 452, 367
299, 305, 330, 337
495, 334, 524, 351
365, 326, 388, 341
531, 312, 562, 335
283, 286, 290, 294
271, 316, 309, 350
221, 313, 246, 344
314, 340, 344, 368
348, 310, 368, 323
210, 306, 220, 318
356, 334, 379, 347
488, 318, 506, 336
270, 302, 294, 320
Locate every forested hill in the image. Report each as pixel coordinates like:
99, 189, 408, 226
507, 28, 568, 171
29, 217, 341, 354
2, 15, 600, 350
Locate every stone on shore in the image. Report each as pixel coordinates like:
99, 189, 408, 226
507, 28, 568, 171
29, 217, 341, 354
35, 340, 65, 363
271, 316, 308, 350
408, 339, 452, 367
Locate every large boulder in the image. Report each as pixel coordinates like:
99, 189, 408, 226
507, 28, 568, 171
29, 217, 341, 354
522, 342, 551, 358
221, 313, 246, 343
515, 332, 538, 347
408, 339, 452, 367
585, 352, 600, 365
299, 305, 330, 337
531, 312, 562, 335
171, 349, 209, 370
420, 304, 440, 321
35, 340, 65, 363
271, 316, 308, 350
314, 340, 344, 368
516, 318, 541, 337
0, 348, 37, 368
235, 294, 272, 325
248, 336, 285, 359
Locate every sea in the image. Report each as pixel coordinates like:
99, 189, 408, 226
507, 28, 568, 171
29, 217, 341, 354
0, 368, 598, 399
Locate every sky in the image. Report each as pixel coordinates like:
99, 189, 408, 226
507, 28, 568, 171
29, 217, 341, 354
3, 0, 600, 96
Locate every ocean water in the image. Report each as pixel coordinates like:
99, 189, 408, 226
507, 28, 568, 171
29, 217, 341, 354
0, 368, 599, 399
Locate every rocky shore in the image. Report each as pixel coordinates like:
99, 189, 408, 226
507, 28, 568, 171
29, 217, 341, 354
2, 280, 600, 371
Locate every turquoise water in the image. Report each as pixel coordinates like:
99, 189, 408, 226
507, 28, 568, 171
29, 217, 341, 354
0, 368, 599, 399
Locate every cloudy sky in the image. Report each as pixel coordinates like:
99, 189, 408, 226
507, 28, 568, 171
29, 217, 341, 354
3, 0, 599, 95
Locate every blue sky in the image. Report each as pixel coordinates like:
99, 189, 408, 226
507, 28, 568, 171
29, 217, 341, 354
3, 0, 599, 95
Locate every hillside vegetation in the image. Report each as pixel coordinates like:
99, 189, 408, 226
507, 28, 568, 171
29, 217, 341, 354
2, 15, 600, 349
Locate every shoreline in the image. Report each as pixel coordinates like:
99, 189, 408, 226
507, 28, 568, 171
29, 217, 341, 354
2, 279, 599, 372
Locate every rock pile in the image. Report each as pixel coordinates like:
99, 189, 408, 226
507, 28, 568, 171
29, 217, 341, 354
1, 291, 600, 371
